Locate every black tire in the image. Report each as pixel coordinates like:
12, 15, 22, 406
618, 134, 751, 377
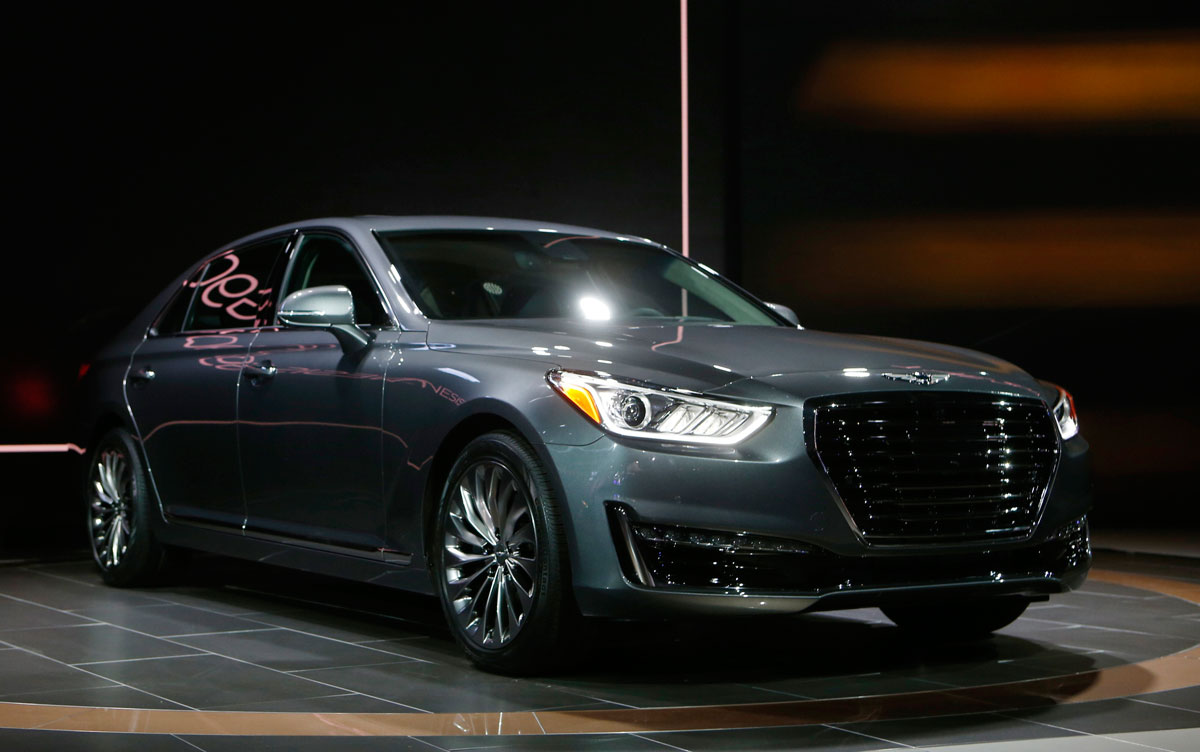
432, 431, 578, 674
882, 597, 1030, 640
85, 428, 169, 587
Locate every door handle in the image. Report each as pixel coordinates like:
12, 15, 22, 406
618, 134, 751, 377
129, 367, 156, 385
244, 361, 277, 381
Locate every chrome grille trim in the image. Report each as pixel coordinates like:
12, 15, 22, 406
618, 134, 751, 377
807, 392, 1060, 546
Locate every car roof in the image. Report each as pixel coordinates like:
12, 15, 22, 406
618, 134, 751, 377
250, 216, 666, 248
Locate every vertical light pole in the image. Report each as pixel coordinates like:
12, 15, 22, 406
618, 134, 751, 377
680, 0, 690, 319
680, 0, 690, 259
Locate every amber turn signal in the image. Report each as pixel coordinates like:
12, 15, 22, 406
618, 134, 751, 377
561, 385, 601, 423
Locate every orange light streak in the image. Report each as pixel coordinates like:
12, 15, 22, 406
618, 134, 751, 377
800, 36, 1200, 127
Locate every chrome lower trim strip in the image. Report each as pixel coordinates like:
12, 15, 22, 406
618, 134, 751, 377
612, 506, 656, 587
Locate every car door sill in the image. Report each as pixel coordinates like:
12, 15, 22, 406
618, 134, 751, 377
243, 526, 411, 565
165, 514, 412, 565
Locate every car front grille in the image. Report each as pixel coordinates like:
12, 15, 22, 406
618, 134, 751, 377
808, 391, 1060, 545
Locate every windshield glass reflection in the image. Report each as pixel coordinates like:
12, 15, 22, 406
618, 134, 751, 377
376, 231, 780, 325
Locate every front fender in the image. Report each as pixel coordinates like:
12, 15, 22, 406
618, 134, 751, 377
380, 349, 602, 563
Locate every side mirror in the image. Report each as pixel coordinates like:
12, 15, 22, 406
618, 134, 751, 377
279, 285, 371, 351
765, 302, 802, 328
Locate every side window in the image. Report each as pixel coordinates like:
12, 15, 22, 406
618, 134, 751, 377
153, 275, 202, 336
181, 237, 287, 331
281, 233, 389, 327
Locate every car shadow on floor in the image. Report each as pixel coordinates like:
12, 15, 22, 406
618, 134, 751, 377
145, 552, 1111, 692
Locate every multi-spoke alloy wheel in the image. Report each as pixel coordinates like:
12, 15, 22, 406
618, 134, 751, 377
443, 460, 539, 648
85, 428, 167, 586
90, 447, 133, 569
434, 431, 577, 674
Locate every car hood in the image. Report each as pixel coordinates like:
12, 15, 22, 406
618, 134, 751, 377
426, 319, 1050, 404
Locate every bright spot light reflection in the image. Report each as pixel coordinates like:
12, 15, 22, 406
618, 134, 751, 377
579, 296, 612, 320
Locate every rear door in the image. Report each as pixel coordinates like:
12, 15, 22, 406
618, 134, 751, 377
127, 235, 289, 527
236, 230, 395, 552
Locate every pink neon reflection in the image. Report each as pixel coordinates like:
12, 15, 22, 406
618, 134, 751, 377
141, 419, 432, 471
188, 252, 240, 288
190, 252, 263, 322
542, 235, 602, 248
183, 335, 242, 350
650, 325, 685, 352
192, 351, 467, 407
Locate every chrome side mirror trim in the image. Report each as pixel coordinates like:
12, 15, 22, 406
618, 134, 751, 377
279, 285, 371, 350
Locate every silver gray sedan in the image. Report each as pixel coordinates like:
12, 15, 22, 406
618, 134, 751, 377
79, 216, 1091, 673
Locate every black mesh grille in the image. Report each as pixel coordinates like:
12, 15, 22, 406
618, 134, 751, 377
809, 392, 1060, 545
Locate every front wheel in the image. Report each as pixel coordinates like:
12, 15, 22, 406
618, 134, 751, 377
86, 428, 168, 587
432, 431, 578, 674
882, 597, 1030, 640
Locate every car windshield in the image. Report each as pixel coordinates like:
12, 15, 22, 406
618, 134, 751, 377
376, 231, 781, 325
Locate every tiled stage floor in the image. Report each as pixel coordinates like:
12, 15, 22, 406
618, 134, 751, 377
0, 550, 1197, 750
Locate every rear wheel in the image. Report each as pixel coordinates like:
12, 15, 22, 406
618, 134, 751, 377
86, 428, 168, 587
882, 598, 1030, 640
432, 431, 577, 674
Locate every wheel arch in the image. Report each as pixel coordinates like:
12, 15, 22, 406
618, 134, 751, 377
79, 409, 135, 482
421, 412, 524, 569
86, 411, 131, 446
418, 402, 572, 574
81, 405, 172, 524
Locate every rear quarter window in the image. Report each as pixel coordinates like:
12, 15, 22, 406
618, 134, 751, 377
161, 236, 287, 333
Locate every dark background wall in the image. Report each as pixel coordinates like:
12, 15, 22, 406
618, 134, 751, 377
4, 2, 1198, 551
727, 2, 1200, 528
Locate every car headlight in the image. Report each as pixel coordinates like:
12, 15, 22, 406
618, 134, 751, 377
1048, 383, 1079, 440
547, 369, 773, 445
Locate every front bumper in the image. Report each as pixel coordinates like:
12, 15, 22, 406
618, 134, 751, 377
545, 424, 1092, 619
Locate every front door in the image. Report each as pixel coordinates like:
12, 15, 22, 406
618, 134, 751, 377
237, 231, 395, 552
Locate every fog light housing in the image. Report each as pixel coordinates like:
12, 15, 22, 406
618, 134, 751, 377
607, 503, 812, 590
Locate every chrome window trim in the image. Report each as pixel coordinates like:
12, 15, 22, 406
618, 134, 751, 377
276, 227, 401, 331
